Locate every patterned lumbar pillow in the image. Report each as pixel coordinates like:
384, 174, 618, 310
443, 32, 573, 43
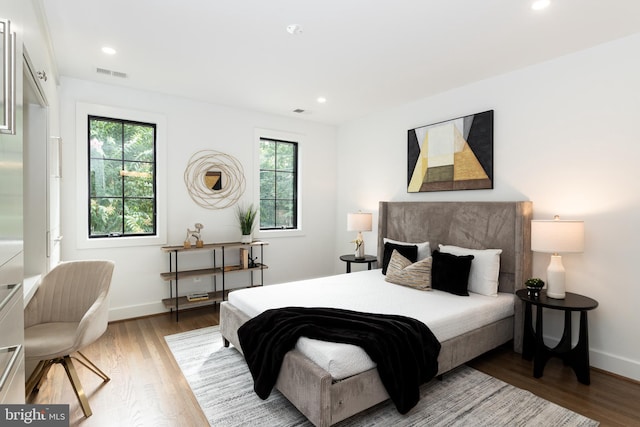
385, 249, 433, 291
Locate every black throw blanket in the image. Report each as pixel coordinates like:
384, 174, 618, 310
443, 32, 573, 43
237, 307, 441, 414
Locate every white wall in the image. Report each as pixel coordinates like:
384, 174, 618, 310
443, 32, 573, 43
59, 77, 338, 320
335, 34, 640, 381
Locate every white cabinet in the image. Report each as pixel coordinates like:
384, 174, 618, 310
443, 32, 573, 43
0, 9, 25, 405
0, 281, 24, 404
0, 4, 59, 402
0, 18, 16, 135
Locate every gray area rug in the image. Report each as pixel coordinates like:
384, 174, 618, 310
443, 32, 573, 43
165, 326, 599, 426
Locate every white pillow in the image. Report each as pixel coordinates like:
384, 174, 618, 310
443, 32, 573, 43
383, 238, 431, 261
438, 244, 502, 297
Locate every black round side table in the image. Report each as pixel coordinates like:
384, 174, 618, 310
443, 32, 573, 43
339, 254, 377, 273
516, 289, 598, 384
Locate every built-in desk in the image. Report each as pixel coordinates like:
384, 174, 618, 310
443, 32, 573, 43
0, 245, 26, 404
22, 275, 41, 306
0, 283, 24, 403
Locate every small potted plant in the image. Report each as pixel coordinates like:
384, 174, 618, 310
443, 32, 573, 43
525, 278, 545, 298
236, 204, 257, 243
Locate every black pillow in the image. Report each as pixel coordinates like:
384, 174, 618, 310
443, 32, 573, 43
382, 243, 418, 275
431, 250, 474, 296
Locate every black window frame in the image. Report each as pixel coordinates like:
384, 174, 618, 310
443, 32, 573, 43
259, 137, 299, 230
87, 115, 158, 238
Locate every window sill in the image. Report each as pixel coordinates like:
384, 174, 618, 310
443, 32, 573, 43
255, 228, 304, 239
77, 234, 166, 249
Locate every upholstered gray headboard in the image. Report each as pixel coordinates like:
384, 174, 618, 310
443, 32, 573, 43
377, 201, 532, 353
377, 201, 532, 294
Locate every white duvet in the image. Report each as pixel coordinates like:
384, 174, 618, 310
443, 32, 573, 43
228, 269, 514, 380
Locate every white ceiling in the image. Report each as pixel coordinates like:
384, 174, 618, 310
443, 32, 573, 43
39, 0, 640, 125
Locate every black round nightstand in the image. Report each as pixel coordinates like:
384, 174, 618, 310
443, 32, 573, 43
339, 254, 377, 273
516, 289, 598, 384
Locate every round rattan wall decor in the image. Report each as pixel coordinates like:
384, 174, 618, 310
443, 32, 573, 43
183, 150, 246, 209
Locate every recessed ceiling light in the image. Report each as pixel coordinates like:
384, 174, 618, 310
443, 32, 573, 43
286, 24, 303, 35
317, 97, 327, 104
101, 46, 117, 55
531, 0, 550, 11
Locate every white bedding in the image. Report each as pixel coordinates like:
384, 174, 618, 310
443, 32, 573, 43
229, 269, 514, 380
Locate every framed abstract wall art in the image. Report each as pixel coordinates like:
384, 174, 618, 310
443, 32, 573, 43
407, 110, 493, 192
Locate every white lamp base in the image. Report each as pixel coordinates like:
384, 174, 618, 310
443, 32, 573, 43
355, 231, 365, 259
546, 254, 566, 299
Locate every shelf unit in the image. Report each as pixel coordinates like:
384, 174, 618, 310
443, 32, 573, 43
160, 241, 267, 321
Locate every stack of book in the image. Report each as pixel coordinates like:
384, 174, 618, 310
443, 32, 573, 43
186, 292, 209, 302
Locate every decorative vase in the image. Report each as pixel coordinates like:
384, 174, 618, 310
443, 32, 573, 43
355, 244, 364, 259
241, 234, 252, 244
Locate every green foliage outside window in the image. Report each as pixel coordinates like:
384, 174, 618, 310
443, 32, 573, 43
89, 116, 156, 237
259, 138, 298, 230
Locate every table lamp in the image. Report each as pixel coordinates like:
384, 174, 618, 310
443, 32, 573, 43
531, 215, 584, 299
347, 212, 372, 259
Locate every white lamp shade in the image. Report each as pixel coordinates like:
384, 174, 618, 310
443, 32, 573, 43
347, 212, 372, 232
531, 219, 584, 254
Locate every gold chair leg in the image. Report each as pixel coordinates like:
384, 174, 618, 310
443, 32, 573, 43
73, 351, 110, 382
25, 360, 46, 396
61, 355, 93, 418
25, 360, 54, 396
26, 352, 109, 417
35, 361, 55, 392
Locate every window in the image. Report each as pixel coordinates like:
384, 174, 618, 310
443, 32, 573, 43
259, 137, 298, 230
88, 115, 156, 238
76, 103, 166, 249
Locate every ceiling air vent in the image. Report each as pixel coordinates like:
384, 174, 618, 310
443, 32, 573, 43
96, 67, 128, 79
292, 108, 305, 113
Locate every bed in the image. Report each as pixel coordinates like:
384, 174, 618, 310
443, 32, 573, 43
220, 201, 532, 426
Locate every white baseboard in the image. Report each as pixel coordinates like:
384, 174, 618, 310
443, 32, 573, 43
544, 334, 640, 382
108, 301, 167, 322
590, 349, 640, 382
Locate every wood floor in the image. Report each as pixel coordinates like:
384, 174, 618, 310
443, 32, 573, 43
27, 306, 640, 427
468, 347, 640, 426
